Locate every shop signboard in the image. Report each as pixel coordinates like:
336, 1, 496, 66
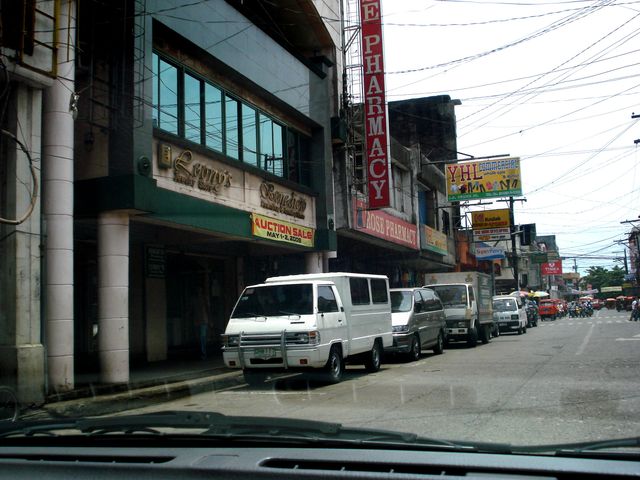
531, 252, 548, 264
360, 0, 391, 208
473, 227, 510, 242
541, 260, 563, 275
446, 157, 522, 201
423, 225, 448, 255
251, 213, 314, 247
471, 209, 510, 230
354, 199, 419, 250
475, 242, 506, 260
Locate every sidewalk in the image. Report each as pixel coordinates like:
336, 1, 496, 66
29, 355, 245, 419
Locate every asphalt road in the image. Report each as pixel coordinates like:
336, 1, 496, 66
123, 307, 640, 447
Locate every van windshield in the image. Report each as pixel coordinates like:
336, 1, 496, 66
390, 291, 412, 312
493, 299, 517, 312
231, 283, 313, 318
430, 285, 467, 307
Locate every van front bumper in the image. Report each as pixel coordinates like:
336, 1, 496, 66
385, 332, 414, 353
223, 345, 329, 370
497, 321, 521, 331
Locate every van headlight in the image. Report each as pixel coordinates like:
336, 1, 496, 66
222, 334, 239, 348
392, 325, 410, 333
286, 331, 320, 345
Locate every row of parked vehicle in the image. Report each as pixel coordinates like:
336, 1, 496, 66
222, 271, 536, 386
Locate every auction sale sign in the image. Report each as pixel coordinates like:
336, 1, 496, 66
360, 0, 391, 208
251, 213, 314, 247
446, 157, 522, 201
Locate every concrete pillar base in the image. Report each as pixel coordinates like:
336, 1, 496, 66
0, 345, 45, 404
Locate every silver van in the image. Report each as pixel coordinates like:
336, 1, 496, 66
492, 295, 528, 335
386, 287, 446, 361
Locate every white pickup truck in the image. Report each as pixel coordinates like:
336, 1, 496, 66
222, 273, 393, 385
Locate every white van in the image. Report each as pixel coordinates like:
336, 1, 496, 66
492, 295, 528, 335
222, 273, 392, 385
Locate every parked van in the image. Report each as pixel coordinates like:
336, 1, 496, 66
222, 273, 392, 385
493, 295, 528, 334
386, 287, 446, 361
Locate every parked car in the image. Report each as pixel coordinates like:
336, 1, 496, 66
538, 299, 558, 320
387, 287, 446, 361
493, 295, 528, 334
222, 273, 392, 385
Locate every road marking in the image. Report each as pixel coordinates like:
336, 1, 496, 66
576, 323, 595, 356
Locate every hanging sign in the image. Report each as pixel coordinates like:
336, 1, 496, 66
251, 213, 314, 247
360, 0, 391, 208
471, 209, 511, 230
446, 157, 522, 201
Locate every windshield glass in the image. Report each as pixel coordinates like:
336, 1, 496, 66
493, 299, 517, 312
430, 285, 468, 308
390, 291, 412, 312
231, 284, 313, 317
4, 0, 640, 460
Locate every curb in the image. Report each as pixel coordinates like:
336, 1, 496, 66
25, 370, 245, 419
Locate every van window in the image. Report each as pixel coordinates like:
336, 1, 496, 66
468, 286, 475, 303
493, 298, 517, 312
350, 277, 371, 305
317, 285, 339, 313
390, 291, 412, 312
371, 278, 388, 303
422, 289, 442, 312
231, 283, 313, 317
413, 291, 424, 310
430, 285, 467, 308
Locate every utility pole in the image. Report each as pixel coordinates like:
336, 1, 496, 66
633, 112, 640, 144
573, 258, 578, 273
498, 196, 527, 290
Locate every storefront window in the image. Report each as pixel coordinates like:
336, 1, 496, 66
184, 73, 201, 143
204, 83, 223, 152
158, 58, 178, 135
242, 104, 257, 167
260, 113, 273, 170
225, 95, 239, 160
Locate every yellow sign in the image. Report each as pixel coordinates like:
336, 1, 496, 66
424, 226, 448, 255
471, 209, 511, 230
446, 157, 522, 201
251, 213, 314, 247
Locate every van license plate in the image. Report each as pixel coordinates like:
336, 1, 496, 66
254, 348, 278, 359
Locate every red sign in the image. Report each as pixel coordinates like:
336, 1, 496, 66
354, 199, 418, 249
541, 260, 563, 276
360, 0, 390, 208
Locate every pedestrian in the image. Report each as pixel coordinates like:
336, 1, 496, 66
631, 298, 639, 322
192, 284, 211, 359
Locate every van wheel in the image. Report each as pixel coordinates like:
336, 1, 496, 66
323, 346, 344, 384
243, 370, 266, 387
467, 327, 478, 348
407, 335, 421, 362
433, 332, 444, 355
365, 340, 382, 372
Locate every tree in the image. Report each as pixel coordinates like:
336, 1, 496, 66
581, 266, 625, 291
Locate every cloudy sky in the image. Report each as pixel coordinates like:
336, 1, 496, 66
377, 0, 640, 275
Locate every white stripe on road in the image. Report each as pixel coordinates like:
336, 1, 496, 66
576, 323, 595, 356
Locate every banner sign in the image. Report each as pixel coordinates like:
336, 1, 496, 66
541, 260, 563, 275
354, 199, 419, 249
251, 213, 314, 247
531, 252, 548, 264
423, 225, 448, 255
473, 227, 510, 242
471, 209, 510, 230
360, 0, 391, 208
475, 242, 506, 260
446, 157, 522, 201
601, 286, 623, 293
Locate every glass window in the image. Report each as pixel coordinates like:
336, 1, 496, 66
225, 95, 239, 160
242, 104, 257, 166
152, 53, 158, 128
184, 73, 201, 143
371, 278, 388, 304
231, 284, 313, 318
349, 277, 370, 306
391, 291, 412, 313
317, 286, 339, 313
204, 83, 223, 152
272, 122, 283, 176
413, 291, 424, 309
260, 113, 273, 170
158, 58, 178, 135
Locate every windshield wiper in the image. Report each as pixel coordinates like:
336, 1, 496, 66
0, 410, 478, 451
510, 436, 640, 456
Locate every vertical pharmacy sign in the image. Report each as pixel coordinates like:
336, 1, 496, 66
361, 0, 391, 208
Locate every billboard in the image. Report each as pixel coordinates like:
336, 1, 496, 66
471, 209, 510, 230
476, 242, 506, 260
360, 0, 391, 208
446, 157, 522, 201
540, 260, 563, 276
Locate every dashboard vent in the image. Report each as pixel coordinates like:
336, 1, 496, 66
0, 454, 173, 464
262, 458, 463, 476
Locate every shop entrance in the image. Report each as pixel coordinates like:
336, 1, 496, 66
165, 254, 228, 359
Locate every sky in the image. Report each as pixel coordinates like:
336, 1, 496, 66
376, 0, 640, 276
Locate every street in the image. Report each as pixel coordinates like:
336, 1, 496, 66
121, 308, 640, 446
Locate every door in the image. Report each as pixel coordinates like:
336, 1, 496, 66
421, 288, 440, 345
316, 285, 347, 352
412, 290, 429, 346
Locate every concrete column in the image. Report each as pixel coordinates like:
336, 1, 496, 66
97, 211, 130, 383
305, 252, 324, 273
43, 0, 76, 392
